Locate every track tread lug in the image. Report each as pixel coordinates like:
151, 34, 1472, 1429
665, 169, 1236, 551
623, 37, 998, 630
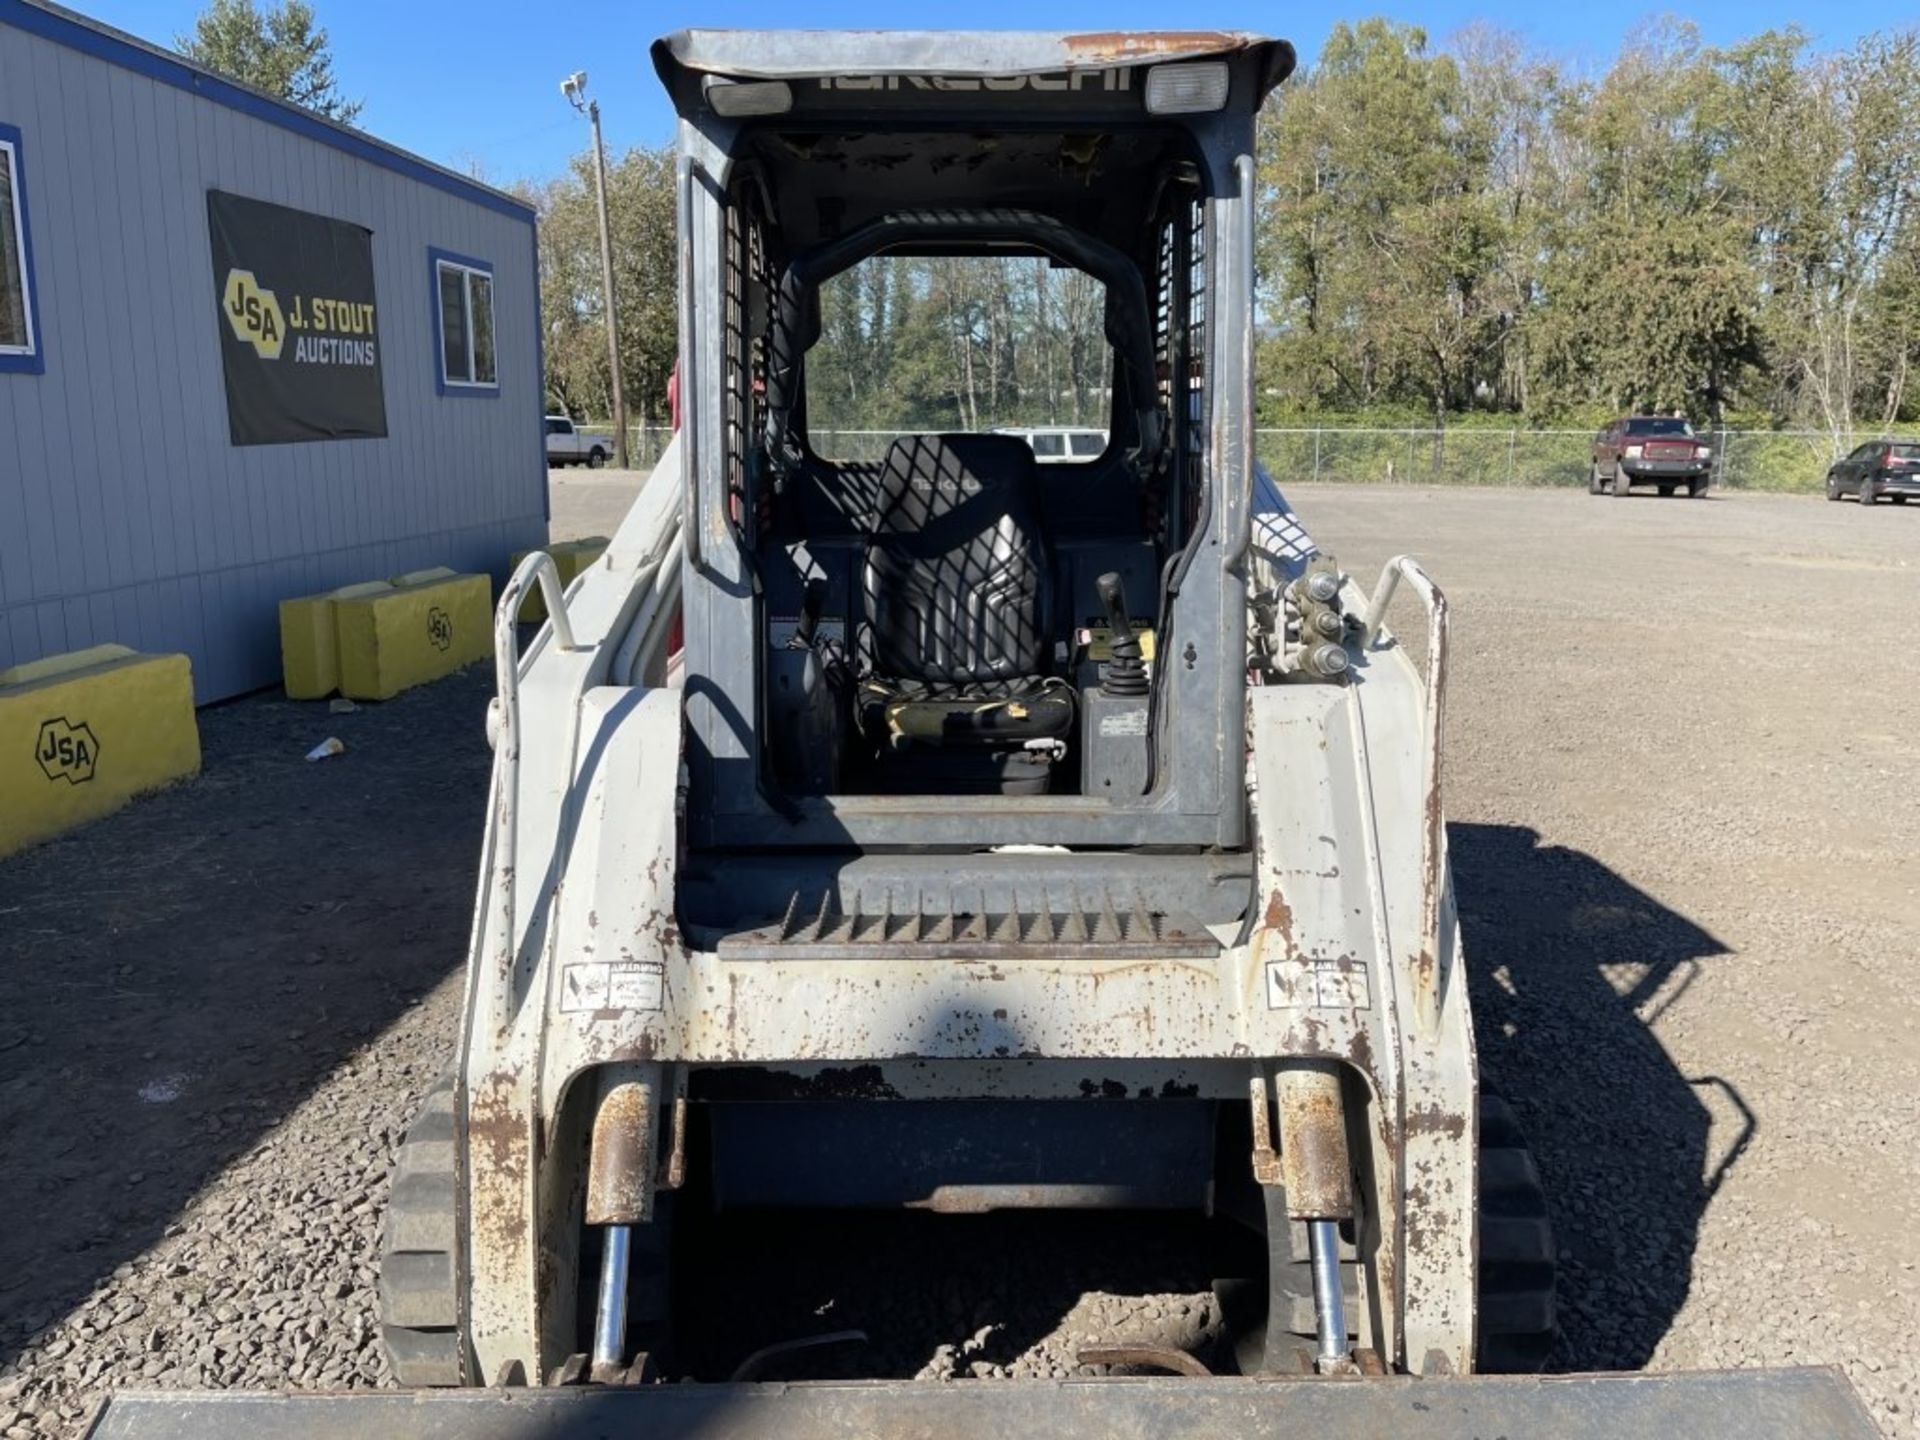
379, 1078, 468, 1386
1476, 1092, 1559, 1373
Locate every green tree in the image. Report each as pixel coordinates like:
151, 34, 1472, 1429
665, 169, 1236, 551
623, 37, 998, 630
806, 255, 1109, 437
1527, 23, 1762, 418
1452, 26, 1568, 414
516, 17, 1920, 464
177, 0, 361, 123
1251, 16, 1920, 439
1257, 21, 1513, 421
1711, 29, 1920, 448
527, 145, 678, 429
604, 146, 679, 429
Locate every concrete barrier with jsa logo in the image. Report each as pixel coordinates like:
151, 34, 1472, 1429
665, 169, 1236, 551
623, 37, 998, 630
0, 645, 201, 859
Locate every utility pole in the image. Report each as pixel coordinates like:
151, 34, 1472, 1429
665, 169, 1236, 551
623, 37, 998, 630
562, 71, 628, 469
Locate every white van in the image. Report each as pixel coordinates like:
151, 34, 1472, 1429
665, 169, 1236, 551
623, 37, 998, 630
991, 426, 1109, 464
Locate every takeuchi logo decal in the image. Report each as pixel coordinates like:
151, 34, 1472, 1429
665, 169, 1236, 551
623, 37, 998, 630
222, 268, 378, 368
819, 70, 1132, 91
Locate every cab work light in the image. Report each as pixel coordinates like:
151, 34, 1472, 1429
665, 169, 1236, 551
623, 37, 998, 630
705, 77, 795, 117
1144, 61, 1229, 115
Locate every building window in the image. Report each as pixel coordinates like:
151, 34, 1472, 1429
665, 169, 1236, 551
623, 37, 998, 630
430, 249, 496, 394
0, 122, 43, 374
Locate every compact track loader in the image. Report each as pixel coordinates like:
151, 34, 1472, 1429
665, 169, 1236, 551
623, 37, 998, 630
87, 29, 1878, 1440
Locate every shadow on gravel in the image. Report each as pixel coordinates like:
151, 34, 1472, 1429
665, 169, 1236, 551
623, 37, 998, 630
0, 668, 492, 1370
1452, 822, 1748, 1371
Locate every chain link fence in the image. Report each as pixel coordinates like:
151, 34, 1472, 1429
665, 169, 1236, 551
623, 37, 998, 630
571, 425, 1854, 493
573, 425, 677, 470
1254, 427, 1848, 493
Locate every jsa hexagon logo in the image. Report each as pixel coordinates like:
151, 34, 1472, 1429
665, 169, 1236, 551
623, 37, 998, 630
427, 607, 453, 652
36, 717, 100, 785
222, 269, 286, 361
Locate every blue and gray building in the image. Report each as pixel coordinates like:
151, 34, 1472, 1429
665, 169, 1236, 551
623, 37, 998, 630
1, 0, 546, 700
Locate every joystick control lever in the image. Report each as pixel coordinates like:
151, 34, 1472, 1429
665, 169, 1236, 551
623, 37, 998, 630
789, 578, 827, 650
1096, 572, 1149, 697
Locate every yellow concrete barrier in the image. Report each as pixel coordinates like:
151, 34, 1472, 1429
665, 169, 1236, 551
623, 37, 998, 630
333, 570, 491, 701
510, 538, 609, 622
0, 644, 201, 858
279, 580, 398, 699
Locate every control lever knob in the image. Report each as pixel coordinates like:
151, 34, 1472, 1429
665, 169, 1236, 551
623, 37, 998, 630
790, 577, 828, 650
1096, 572, 1149, 698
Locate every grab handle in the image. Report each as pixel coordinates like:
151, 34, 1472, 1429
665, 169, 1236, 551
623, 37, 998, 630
1362, 555, 1450, 1030
486, 552, 577, 1035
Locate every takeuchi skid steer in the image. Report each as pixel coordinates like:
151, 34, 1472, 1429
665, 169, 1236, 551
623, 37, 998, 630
85, 29, 1880, 1440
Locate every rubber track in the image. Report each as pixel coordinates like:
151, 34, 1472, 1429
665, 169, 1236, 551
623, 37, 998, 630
378, 1079, 465, 1386
1476, 1093, 1558, 1372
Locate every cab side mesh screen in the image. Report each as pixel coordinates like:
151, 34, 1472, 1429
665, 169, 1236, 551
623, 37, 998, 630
724, 186, 776, 530
1182, 198, 1209, 541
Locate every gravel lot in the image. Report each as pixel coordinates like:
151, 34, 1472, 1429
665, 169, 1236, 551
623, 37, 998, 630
1, 481, 1914, 1436
545, 464, 655, 545
1318, 485, 1919, 1438
0, 676, 487, 1437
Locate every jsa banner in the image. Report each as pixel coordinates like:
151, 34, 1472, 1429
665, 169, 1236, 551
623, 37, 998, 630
207, 190, 388, 446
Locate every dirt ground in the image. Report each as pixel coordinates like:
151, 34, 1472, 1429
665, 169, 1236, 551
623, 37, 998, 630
1, 479, 1915, 1436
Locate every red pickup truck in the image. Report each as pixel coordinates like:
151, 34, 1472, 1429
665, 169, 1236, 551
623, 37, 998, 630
1590, 416, 1712, 498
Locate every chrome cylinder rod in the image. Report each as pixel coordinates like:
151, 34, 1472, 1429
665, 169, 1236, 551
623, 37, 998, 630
1308, 1218, 1348, 1364
591, 1224, 632, 1372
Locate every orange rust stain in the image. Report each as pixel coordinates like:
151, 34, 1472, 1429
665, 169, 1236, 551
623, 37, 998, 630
1276, 1068, 1353, 1218
467, 1074, 532, 1260
1062, 29, 1247, 60
1404, 1102, 1467, 1141
1347, 1024, 1375, 1076
584, 1082, 652, 1226
1262, 887, 1295, 939
1404, 1175, 1434, 1256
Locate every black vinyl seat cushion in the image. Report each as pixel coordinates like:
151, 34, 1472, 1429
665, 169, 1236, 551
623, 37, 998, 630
858, 434, 1071, 754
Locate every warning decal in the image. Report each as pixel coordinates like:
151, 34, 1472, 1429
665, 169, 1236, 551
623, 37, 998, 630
561, 960, 666, 1013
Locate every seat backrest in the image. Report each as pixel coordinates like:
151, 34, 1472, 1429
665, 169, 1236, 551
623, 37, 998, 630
863, 434, 1049, 686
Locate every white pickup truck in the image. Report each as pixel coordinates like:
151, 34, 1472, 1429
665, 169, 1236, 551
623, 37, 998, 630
545, 415, 609, 469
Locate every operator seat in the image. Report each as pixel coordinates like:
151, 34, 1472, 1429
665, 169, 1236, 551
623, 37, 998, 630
857, 433, 1073, 794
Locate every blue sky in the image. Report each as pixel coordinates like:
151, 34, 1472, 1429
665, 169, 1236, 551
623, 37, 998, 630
85, 0, 1916, 186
